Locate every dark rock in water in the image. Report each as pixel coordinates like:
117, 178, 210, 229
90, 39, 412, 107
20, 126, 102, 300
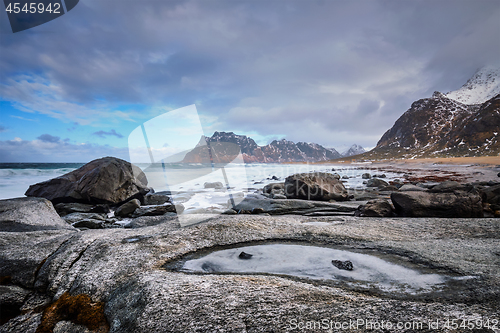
391, 190, 483, 217
341, 175, 349, 179
204, 182, 224, 189
238, 252, 253, 260
252, 208, 265, 214
25, 157, 149, 204
54, 202, 110, 217
373, 174, 386, 178
263, 183, 285, 194
0, 197, 76, 232
356, 200, 394, 217
284, 172, 349, 201
131, 203, 182, 217
271, 176, 279, 180
331, 260, 353, 271
143, 194, 171, 206
362, 173, 371, 179
115, 199, 141, 218
366, 178, 389, 188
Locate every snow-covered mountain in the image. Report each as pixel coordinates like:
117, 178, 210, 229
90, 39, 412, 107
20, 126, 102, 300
445, 66, 500, 105
364, 91, 500, 159
183, 132, 343, 163
341, 144, 365, 157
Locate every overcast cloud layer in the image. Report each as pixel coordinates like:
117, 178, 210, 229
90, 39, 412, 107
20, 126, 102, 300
0, 0, 499, 161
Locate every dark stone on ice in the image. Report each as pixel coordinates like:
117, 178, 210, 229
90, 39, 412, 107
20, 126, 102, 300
331, 260, 353, 271
238, 252, 253, 260
361, 173, 371, 179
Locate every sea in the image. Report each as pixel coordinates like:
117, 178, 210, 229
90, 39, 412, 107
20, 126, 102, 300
0, 162, 402, 214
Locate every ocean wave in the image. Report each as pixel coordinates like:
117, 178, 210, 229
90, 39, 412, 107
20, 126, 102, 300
0, 168, 76, 178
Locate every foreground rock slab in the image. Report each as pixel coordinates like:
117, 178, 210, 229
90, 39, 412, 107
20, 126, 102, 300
1, 199, 499, 332
25, 157, 149, 204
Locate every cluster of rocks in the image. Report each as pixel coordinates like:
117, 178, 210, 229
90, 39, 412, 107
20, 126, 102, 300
17, 156, 500, 222
254, 171, 500, 219
24, 157, 183, 230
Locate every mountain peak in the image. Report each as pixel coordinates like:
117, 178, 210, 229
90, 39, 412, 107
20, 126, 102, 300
342, 144, 365, 157
445, 66, 500, 105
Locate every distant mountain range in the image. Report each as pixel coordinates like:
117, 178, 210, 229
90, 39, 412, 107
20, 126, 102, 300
364, 66, 500, 159
182, 131, 364, 163
185, 66, 499, 163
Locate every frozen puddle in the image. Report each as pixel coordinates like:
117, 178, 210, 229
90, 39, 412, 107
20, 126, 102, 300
179, 244, 469, 295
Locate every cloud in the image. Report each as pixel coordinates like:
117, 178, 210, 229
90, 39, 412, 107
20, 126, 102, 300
92, 129, 124, 139
37, 134, 60, 143
0, 0, 498, 149
0, 137, 129, 163
10, 115, 37, 122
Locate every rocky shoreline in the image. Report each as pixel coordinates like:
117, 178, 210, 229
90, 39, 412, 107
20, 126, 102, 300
1, 157, 500, 332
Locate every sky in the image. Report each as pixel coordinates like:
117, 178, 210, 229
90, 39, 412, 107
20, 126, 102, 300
0, 0, 499, 162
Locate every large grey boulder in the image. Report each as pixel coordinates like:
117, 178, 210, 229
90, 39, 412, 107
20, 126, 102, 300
284, 172, 348, 201
0, 198, 76, 232
25, 157, 149, 205
391, 190, 483, 217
